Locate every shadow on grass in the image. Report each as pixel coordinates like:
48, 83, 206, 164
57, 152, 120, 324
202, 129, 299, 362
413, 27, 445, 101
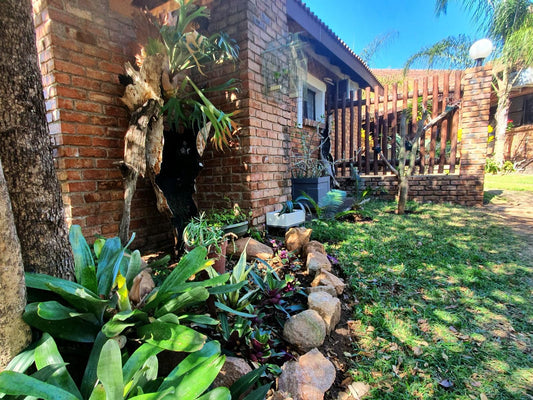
483, 189, 504, 204
315, 202, 533, 399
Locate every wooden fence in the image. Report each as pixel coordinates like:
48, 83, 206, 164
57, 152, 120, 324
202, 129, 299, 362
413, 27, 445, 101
327, 71, 463, 177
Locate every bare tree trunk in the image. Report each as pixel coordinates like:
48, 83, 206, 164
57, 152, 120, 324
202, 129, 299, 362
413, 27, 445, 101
0, 0, 74, 278
397, 176, 409, 215
0, 159, 31, 371
493, 84, 511, 164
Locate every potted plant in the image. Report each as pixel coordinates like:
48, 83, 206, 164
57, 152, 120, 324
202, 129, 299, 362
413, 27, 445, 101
266, 200, 306, 228
183, 213, 227, 273
204, 201, 250, 238
290, 126, 331, 204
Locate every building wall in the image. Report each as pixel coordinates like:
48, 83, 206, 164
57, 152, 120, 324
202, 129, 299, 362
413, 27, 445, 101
32, 0, 172, 248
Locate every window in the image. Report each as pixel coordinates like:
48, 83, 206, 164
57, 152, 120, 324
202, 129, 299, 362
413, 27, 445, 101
303, 88, 316, 120
297, 73, 326, 126
507, 93, 533, 126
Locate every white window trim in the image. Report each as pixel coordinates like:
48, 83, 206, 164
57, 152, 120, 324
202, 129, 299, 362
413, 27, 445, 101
297, 73, 326, 126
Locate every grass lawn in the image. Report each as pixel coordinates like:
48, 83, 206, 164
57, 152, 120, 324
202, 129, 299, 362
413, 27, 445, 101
484, 173, 533, 192
311, 202, 532, 399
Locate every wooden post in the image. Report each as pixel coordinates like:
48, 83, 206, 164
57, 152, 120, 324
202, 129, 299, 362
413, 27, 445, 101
428, 75, 439, 173
365, 87, 371, 174
420, 77, 428, 173
449, 70, 462, 174
439, 72, 450, 173
391, 83, 397, 169
373, 86, 380, 175
357, 89, 363, 172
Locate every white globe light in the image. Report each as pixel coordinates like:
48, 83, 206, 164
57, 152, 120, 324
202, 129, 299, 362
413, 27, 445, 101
469, 38, 493, 61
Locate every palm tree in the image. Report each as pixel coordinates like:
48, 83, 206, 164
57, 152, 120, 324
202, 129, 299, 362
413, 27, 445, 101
406, 0, 533, 164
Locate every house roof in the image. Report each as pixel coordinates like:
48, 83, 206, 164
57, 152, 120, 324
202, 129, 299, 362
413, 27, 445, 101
288, 0, 382, 90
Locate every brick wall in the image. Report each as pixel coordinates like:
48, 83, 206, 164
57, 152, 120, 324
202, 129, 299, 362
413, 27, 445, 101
340, 66, 492, 206
195, 0, 293, 225
32, 0, 172, 248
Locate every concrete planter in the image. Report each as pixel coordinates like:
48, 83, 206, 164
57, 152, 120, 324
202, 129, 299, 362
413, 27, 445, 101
292, 176, 331, 204
266, 209, 305, 228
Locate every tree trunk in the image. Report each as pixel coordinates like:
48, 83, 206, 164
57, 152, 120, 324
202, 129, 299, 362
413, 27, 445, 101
493, 89, 511, 164
397, 176, 409, 215
493, 71, 512, 165
0, 0, 74, 278
0, 159, 31, 371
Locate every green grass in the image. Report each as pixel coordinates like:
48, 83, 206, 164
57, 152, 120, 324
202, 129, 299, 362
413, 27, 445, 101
311, 202, 533, 399
484, 173, 533, 192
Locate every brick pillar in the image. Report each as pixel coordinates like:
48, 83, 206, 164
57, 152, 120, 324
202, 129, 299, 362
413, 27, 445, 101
459, 66, 492, 205
195, 0, 292, 227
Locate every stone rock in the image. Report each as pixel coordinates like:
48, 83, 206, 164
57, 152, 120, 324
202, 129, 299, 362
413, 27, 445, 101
302, 240, 326, 259
227, 238, 273, 261
212, 356, 252, 389
311, 270, 345, 295
283, 310, 326, 349
278, 348, 336, 400
308, 291, 341, 334
268, 392, 293, 400
285, 227, 312, 254
307, 286, 338, 297
337, 382, 371, 399
306, 251, 332, 274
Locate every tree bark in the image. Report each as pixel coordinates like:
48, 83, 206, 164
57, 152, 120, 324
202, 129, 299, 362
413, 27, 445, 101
0, 159, 31, 371
493, 78, 512, 164
0, 0, 74, 278
397, 176, 409, 215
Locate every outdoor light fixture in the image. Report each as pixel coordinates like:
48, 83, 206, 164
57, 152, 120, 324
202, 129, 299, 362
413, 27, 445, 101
469, 38, 493, 67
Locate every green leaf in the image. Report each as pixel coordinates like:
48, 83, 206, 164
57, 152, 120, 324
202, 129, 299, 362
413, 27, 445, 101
162, 340, 220, 384
23, 303, 99, 343
122, 344, 163, 384
154, 287, 209, 318
88, 384, 106, 400
97, 340, 123, 400
137, 321, 206, 352
123, 355, 158, 398
33, 301, 96, 322
207, 281, 247, 295
128, 387, 175, 400
24, 273, 106, 317
34, 333, 82, 399
150, 247, 209, 308
102, 310, 148, 337
69, 225, 98, 292
125, 250, 143, 290
96, 237, 125, 297
81, 331, 108, 399
0, 371, 79, 400
196, 387, 231, 400
159, 354, 225, 398
179, 314, 219, 326
242, 384, 271, 400
93, 239, 106, 259
3, 341, 38, 373
214, 302, 256, 318
229, 365, 267, 400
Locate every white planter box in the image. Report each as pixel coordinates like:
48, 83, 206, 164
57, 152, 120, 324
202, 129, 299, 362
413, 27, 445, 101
266, 209, 305, 228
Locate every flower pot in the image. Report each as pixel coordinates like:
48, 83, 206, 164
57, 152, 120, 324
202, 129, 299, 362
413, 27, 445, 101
292, 176, 330, 204
222, 221, 248, 237
266, 209, 305, 228
208, 240, 227, 274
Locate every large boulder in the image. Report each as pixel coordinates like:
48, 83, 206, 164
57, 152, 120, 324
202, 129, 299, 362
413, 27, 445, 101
278, 348, 336, 400
283, 310, 326, 350
311, 270, 345, 295
308, 291, 341, 334
226, 238, 273, 261
306, 286, 338, 297
306, 251, 332, 274
285, 227, 312, 254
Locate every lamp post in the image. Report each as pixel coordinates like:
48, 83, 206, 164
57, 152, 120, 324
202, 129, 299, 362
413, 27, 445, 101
469, 38, 493, 67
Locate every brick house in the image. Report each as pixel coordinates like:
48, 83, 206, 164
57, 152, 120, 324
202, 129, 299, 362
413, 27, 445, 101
31, 0, 383, 248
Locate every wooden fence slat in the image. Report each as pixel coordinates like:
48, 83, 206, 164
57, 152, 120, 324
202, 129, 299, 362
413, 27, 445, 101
357, 89, 363, 172
365, 87, 371, 174
411, 79, 418, 164
439, 72, 450, 173
382, 84, 389, 174
449, 70, 461, 174
428, 75, 439, 173
391, 83, 397, 168
420, 77, 428, 173
373, 86, 380, 175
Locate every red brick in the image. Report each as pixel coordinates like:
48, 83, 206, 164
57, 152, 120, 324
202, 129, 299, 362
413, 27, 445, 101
68, 181, 97, 192
75, 101, 102, 113
57, 86, 87, 100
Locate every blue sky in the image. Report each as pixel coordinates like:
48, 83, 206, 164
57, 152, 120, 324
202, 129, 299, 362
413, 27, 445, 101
302, 0, 481, 69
